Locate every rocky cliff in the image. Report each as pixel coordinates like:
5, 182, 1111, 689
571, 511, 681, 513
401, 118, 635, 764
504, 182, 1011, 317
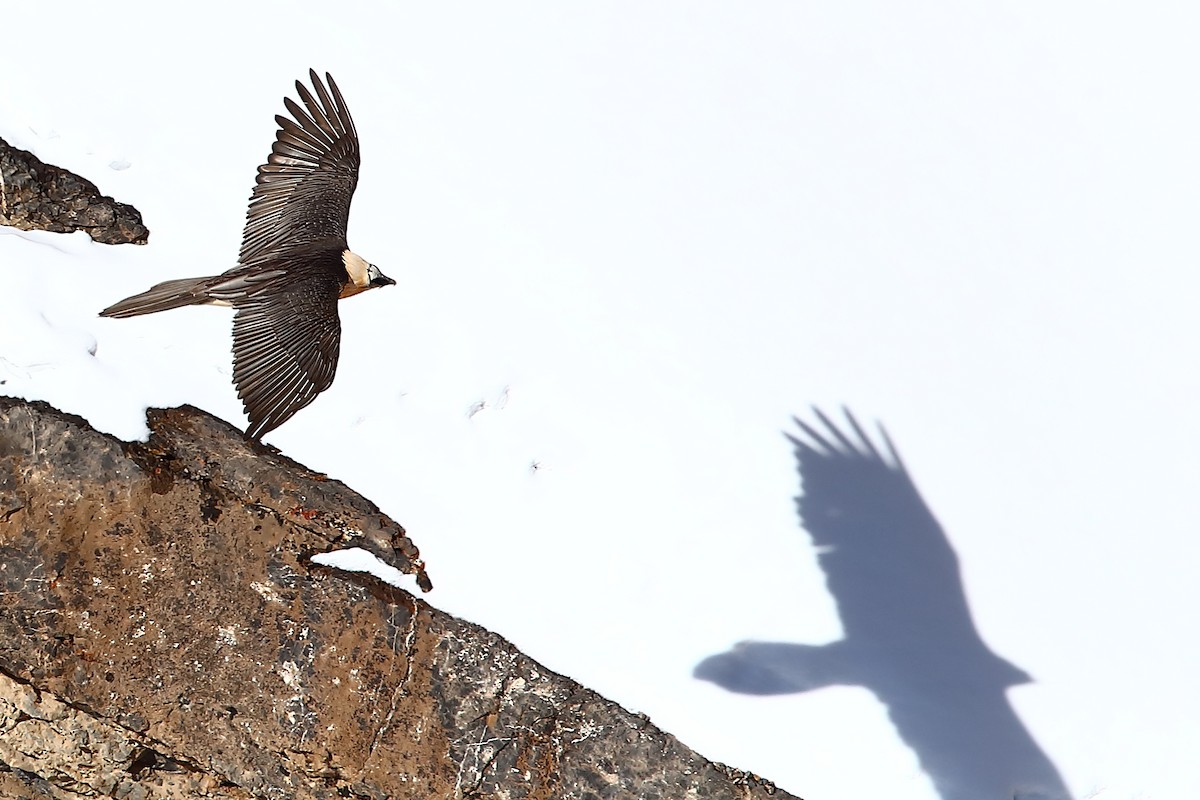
0, 397, 793, 799
0, 138, 148, 245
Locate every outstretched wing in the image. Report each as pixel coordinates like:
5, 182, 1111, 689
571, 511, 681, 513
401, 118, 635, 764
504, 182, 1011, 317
231, 268, 342, 440
787, 408, 983, 647
240, 69, 360, 266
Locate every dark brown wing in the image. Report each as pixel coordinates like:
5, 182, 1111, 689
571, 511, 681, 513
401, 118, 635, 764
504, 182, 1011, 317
231, 268, 342, 440
240, 69, 360, 266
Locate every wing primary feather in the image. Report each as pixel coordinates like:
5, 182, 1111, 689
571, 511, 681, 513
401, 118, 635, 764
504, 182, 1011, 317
276, 115, 327, 151
273, 142, 318, 162
274, 133, 320, 157
294, 80, 340, 141
252, 371, 307, 419
814, 406, 859, 456
877, 423, 908, 474
306, 69, 344, 137
794, 413, 839, 456
325, 73, 357, 139
243, 371, 308, 439
842, 407, 883, 462
283, 96, 333, 145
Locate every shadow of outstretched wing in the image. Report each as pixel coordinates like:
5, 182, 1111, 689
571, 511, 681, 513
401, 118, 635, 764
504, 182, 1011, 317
694, 408, 1071, 800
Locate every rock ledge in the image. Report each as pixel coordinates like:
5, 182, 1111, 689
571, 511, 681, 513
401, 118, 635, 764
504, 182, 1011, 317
0, 397, 794, 799
1, 138, 148, 245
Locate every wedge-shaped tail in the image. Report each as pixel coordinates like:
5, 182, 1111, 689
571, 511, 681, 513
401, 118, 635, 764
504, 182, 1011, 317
100, 277, 215, 318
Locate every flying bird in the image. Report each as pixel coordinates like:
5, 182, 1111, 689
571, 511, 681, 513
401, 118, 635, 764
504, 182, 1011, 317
101, 69, 394, 440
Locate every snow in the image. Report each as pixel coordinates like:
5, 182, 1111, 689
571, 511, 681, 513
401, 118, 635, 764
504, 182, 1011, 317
3, 2, 1199, 798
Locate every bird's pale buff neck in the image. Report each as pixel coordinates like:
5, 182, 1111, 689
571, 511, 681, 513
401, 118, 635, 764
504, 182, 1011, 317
341, 250, 372, 298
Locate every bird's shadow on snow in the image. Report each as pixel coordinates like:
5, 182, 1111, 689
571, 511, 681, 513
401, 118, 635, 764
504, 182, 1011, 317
694, 408, 1072, 800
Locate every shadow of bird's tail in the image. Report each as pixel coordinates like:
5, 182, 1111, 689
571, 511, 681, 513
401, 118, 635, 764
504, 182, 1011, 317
694, 641, 857, 695
100, 276, 217, 318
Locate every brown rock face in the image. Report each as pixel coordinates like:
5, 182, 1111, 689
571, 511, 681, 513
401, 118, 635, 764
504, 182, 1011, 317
0, 397, 794, 799
0, 138, 149, 245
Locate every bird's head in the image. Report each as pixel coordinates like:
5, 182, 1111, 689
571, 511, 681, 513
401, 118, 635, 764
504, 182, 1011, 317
343, 250, 395, 296
367, 262, 396, 288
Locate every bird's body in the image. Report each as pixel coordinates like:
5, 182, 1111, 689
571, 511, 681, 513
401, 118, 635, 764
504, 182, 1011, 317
101, 70, 394, 440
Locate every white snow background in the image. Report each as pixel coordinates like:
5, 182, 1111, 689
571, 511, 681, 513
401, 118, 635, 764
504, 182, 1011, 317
3, 2, 1199, 798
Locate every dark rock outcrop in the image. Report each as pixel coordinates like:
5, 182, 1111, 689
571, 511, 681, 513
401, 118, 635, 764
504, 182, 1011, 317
0, 137, 149, 245
0, 397, 793, 799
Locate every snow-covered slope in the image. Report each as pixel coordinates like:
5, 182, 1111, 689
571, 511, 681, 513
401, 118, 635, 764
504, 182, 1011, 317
4, 3, 1199, 798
